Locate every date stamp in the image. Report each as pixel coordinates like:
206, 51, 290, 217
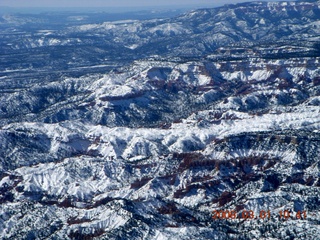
212, 209, 307, 220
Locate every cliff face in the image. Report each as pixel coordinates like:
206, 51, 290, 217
0, 1, 320, 239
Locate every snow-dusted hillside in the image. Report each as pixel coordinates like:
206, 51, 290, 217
0, 1, 320, 239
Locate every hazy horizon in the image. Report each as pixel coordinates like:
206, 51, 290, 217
0, 0, 295, 8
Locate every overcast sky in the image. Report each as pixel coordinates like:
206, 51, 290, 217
0, 0, 287, 8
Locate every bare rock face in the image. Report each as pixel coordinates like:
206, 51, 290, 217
0, 1, 320, 239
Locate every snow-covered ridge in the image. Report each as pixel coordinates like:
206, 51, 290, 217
1, 1, 320, 239
0, 56, 319, 128
3, 0, 319, 59
1, 103, 319, 238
